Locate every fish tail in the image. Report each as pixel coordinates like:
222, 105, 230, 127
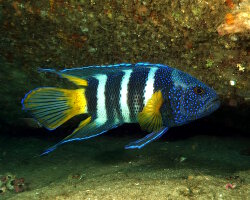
22, 87, 87, 130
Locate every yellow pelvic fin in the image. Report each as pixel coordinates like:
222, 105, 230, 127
138, 90, 164, 132
61, 74, 88, 86
23, 88, 87, 130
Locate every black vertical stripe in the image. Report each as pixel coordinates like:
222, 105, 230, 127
153, 67, 172, 92
127, 68, 150, 121
154, 67, 174, 126
104, 72, 124, 122
85, 77, 98, 119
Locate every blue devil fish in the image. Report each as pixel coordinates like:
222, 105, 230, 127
22, 63, 220, 155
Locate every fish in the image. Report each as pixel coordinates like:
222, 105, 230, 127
21, 62, 220, 155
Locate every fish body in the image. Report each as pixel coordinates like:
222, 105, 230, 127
22, 63, 220, 155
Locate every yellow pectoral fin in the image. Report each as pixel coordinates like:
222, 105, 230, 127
61, 74, 88, 86
138, 90, 164, 132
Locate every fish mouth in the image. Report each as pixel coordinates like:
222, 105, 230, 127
205, 98, 220, 111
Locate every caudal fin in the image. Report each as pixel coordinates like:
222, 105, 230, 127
22, 87, 87, 130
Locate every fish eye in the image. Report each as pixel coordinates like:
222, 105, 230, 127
193, 87, 205, 95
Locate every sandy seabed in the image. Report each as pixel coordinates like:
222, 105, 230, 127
0, 134, 249, 200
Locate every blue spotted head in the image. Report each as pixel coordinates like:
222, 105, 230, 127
167, 69, 220, 126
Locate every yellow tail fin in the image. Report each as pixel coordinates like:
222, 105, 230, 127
22, 88, 87, 130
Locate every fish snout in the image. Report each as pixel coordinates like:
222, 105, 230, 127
205, 97, 220, 112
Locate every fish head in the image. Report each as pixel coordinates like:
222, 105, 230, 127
168, 69, 220, 125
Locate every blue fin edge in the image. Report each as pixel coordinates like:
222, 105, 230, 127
36, 63, 169, 76
37, 68, 65, 78
125, 127, 168, 149
60, 62, 168, 73
40, 125, 119, 156
40, 131, 106, 156
21, 87, 59, 131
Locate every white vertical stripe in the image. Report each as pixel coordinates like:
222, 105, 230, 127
94, 74, 108, 124
120, 69, 132, 122
144, 67, 158, 105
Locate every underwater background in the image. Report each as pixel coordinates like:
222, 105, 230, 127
0, 0, 249, 199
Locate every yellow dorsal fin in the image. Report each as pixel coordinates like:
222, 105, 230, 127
138, 90, 164, 132
60, 74, 88, 86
